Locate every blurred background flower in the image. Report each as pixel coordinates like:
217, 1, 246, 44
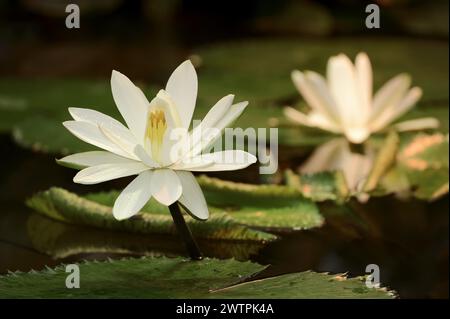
285, 52, 439, 143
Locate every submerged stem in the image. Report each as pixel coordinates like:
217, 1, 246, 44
168, 202, 203, 260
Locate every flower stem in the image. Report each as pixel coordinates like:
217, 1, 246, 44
168, 202, 203, 260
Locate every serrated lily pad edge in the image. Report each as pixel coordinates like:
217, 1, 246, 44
1, 256, 396, 299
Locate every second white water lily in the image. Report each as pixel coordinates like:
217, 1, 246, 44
284, 52, 439, 144
59, 60, 256, 221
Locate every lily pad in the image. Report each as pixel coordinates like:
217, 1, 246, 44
284, 169, 349, 203
0, 78, 129, 132
380, 133, 449, 200
195, 38, 449, 109
0, 257, 394, 298
26, 176, 323, 241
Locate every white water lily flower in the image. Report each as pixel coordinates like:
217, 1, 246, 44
59, 60, 256, 221
284, 52, 439, 144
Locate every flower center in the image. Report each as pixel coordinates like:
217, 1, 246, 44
145, 108, 167, 163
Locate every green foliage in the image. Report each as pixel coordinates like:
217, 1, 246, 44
195, 38, 448, 109
380, 133, 449, 200
0, 38, 446, 154
285, 169, 349, 203
283, 131, 448, 201
0, 257, 394, 298
26, 187, 275, 242
26, 176, 323, 241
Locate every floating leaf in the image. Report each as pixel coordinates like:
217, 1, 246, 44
0, 257, 394, 298
285, 169, 349, 203
195, 38, 448, 108
87, 175, 323, 230
380, 133, 449, 200
26, 187, 275, 242
26, 176, 323, 241
196, 175, 323, 230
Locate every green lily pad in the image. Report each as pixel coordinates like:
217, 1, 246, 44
252, 0, 333, 36
284, 169, 349, 203
196, 176, 322, 230
26, 176, 323, 241
195, 37, 448, 109
26, 187, 275, 242
0, 257, 394, 298
380, 133, 449, 200
0, 78, 129, 132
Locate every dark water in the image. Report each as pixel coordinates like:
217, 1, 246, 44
0, 135, 448, 298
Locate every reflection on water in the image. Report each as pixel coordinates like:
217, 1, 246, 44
300, 138, 374, 194
26, 213, 264, 261
255, 196, 448, 299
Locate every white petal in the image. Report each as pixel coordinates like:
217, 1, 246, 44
169, 158, 214, 171
355, 52, 372, 121
98, 123, 139, 160
344, 127, 371, 144
342, 151, 373, 191
68, 107, 125, 128
111, 70, 150, 143
184, 94, 235, 155
73, 162, 149, 185
300, 138, 347, 173
371, 86, 422, 132
113, 170, 153, 220
63, 120, 132, 159
308, 112, 343, 133
150, 169, 182, 206
300, 138, 372, 191
165, 60, 198, 129
283, 106, 313, 126
176, 171, 209, 220
58, 151, 136, 169
154, 89, 182, 129
197, 94, 234, 129
327, 54, 362, 127
387, 87, 423, 123
148, 91, 185, 166
189, 101, 248, 157
370, 73, 411, 121
394, 117, 439, 132
292, 70, 339, 123
284, 107, 342, 133
183, 150, 257, 172
133, 144, 159, 168
69, 107, 139, 157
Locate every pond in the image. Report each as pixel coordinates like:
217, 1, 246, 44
0, 0, 448, 297
1, 135, 447, 298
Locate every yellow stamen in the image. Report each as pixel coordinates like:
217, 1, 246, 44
145, 108, 167, 162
